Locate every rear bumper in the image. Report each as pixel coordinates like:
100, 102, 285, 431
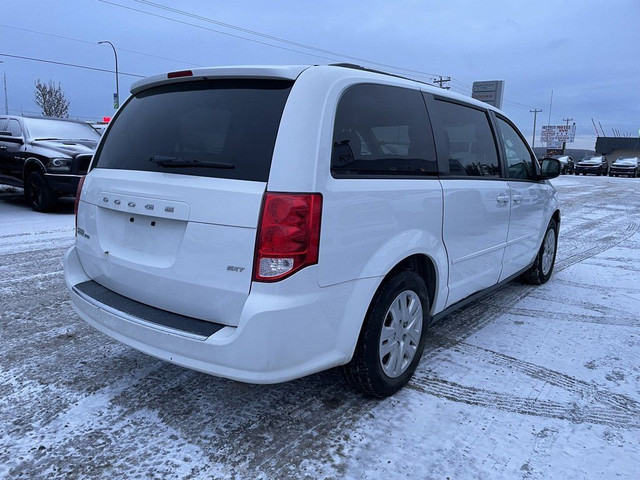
64, 245, 379, 384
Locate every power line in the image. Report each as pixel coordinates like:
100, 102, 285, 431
102, 0, 575, 122
0, 24, 206, 67
130, 0, 446, 79
99, 0, 443, 80
0, 53, 145, 78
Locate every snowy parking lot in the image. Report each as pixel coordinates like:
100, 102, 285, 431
1, 175, 639, 479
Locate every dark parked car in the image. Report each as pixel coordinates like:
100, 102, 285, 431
609, 157, 638, 177
0, 115, 100, 211
574, 155, 608, 176
552, 155, 574, 174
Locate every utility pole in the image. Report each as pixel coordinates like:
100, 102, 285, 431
562, 117, 573, 154
432, 76, 451, 89
530, 109, 542, 148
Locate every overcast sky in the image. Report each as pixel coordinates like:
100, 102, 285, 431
2, 0, 639, 150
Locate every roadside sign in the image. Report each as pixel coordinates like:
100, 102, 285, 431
472, 81, 505, 109
541, 124, 576, 143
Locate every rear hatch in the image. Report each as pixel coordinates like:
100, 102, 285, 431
75, 75, 294, 326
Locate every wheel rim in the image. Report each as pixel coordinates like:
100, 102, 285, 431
379, 290, 423, 378
541, 228, 556, 276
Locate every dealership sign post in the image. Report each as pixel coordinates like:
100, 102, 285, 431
472, 81, 505, 109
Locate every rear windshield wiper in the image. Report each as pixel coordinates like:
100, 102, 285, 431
149, 155, 235, 169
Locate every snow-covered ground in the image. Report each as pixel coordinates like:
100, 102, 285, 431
1, 175, 639, 479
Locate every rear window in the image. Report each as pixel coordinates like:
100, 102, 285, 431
92, 79, 293, 182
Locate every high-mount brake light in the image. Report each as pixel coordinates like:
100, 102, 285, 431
254, 193, 322, 282
74, 175, 86, 235
167, 70, 193, 79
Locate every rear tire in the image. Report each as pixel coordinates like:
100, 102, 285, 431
25, 171, 57, 212
343, 271, 429, 398
521, 219, 558, 285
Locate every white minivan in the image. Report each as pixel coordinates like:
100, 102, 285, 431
64, 64, 560, 397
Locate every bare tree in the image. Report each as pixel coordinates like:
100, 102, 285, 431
34, 79, 70, 118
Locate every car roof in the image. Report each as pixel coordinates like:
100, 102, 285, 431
129, 64, 502, 114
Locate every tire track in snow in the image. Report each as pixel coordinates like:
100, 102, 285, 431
410, 376, 640, 429
483, 305, 640, 328
555, 222, 639, 272
412, 341, 640, 429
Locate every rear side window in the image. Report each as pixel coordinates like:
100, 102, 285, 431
331, 84, 437, 177
432, 100, 499, 177
92, 79, 293, 182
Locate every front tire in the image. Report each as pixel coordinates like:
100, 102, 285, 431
25, 171, 57, 212
343, 271, 429, 398
521, 219, 558, 285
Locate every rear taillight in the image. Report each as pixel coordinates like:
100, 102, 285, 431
254, 193, 322, 282
74, 175, 85, 235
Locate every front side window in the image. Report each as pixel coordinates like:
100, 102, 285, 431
496, 117, 537, 180
331, 84, 437, 177
432, 100, 499, 177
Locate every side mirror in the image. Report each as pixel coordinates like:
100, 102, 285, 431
540, 157, 561, 179
0, 133, 25, 145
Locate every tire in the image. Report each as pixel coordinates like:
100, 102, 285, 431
521, 219, 558, 285
343, 271, 429, 398
25, 171, 57, 212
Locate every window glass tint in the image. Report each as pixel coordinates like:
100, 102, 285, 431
496, 117, 536, 180
331, 84, 436, 176
433, 100, 499, 177
92, 79, 293, 182
0, 118, 7, 133
7, 119, 23, 137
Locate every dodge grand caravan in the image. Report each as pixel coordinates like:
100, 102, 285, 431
64, 64, 561, 397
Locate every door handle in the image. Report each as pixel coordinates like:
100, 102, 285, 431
512, 194, 524, 204
496, 193, 510, 204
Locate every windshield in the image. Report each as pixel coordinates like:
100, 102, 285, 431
92, 79, 293, 182
23, 117, 101, 141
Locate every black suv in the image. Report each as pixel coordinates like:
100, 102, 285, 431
0, 115, 100, 211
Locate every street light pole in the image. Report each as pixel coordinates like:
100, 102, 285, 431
98, 41, 119, 109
